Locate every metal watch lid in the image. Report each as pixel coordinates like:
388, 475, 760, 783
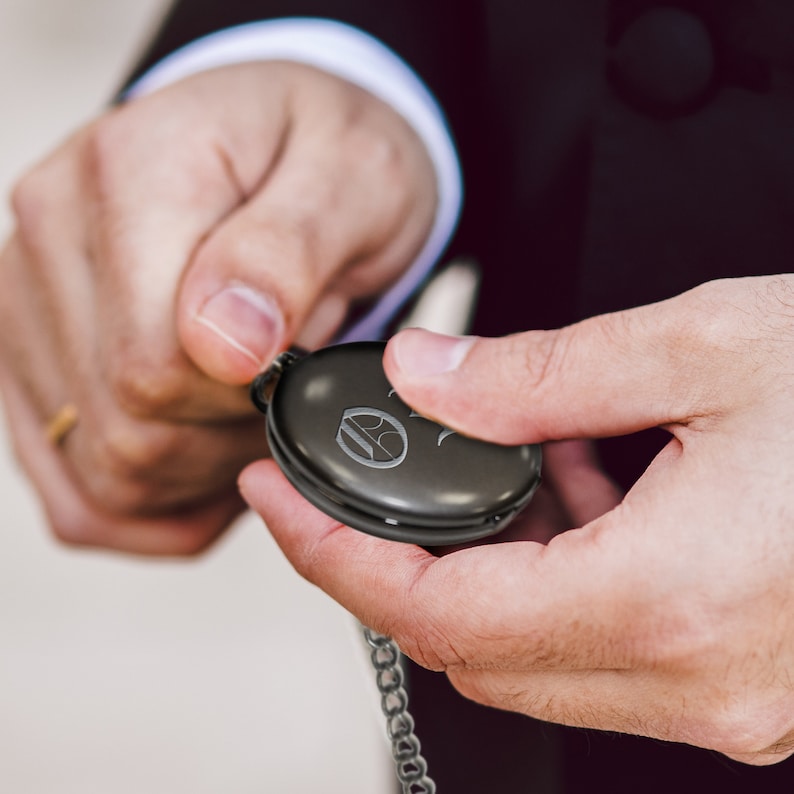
254, 342, 541, 546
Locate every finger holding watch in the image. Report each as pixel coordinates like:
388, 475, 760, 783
0, 21, 461, 555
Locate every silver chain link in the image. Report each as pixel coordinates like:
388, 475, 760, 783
363, 627, 437, 794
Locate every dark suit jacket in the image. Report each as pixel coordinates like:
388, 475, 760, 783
129, 2, 794, 791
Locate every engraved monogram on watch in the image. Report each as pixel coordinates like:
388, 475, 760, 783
335, 407, 408, 469
335, 390, 457, 470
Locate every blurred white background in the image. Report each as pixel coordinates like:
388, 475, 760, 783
0, 2, 390, 791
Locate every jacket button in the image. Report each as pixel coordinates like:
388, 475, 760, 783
608, 7, 716, 117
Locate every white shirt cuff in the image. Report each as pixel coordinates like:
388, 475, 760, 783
126, 17, 463, 341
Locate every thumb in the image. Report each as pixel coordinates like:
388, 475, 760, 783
175, 177, 376, 384
176, 134, 433, 386
174, 185, 325, 387
383, 281, 743, 444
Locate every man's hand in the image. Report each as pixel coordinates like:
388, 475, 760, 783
0, 61, 436, 554
240, 275, 794, 764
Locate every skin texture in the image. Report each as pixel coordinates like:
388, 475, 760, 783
0, 61, 436, 554
239, 275, 794, 765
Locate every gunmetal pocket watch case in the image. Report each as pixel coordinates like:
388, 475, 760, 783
251, 341, 542, 546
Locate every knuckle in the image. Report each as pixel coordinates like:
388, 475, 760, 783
668, 281, 741, 354
347, 124, 406, 182
341, 121, 428, 224
704, 697, 794, 759
48, 509, 99, 547
106, 351, 190, 418
748, 275, 794, 342
674, 277, 794, 355
88, 416, 181, 483
446, 669, 497, 708
666, 277, 794, 404
330, 93, 428, 213
511, 328, 575, 397
388, 600, 470, 674
397, 624, 465, 673
80, 470, 155, 517
10, 168, 50, 243
280, 517, 340, 586
83, 116, 127, 199
758, 273, 794, 311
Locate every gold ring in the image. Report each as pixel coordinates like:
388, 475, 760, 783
45, 403, 79, 446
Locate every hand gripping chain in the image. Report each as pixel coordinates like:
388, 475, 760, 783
363, 627, 436, 793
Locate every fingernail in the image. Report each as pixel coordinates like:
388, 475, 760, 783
392, 329, 474, 377
194, 284, 284, 367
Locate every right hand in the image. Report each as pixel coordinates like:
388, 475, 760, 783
0, 61, 437, 555
242, 277, 794, 764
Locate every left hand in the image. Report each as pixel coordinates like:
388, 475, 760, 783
0, 62, 436, 554
239, 275, 794, 765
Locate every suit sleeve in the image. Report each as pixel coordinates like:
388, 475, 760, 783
124, 0, 486, 137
